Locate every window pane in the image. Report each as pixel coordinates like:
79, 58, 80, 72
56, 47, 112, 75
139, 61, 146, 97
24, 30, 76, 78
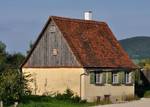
126, 72, 131, 83
95, 73, 103, 84
129, 72, 132, 83
96, 73, 99, 83
113, 73, 118, 83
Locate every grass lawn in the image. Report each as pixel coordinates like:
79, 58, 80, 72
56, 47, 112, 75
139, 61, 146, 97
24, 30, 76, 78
9, 95, 97, 107
144, 90, 150, 98
11, 99, 112, 107
7, 90, 112, 107
17, 100, 94, 107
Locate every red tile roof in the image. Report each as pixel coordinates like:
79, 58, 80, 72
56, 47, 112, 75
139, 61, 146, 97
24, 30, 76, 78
52, 16, 136, 69
21, 16, 137, 69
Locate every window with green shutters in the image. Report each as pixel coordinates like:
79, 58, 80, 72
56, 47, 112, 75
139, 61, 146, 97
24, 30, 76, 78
90, 72, 95, 84
90, 72, 106, 85
89, 71, 131, 85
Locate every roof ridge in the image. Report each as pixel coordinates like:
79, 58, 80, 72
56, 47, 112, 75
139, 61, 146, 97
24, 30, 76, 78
50, 16, 107, 25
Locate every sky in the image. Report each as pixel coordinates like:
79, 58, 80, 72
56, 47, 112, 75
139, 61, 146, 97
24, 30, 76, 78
0, 0, 150, 54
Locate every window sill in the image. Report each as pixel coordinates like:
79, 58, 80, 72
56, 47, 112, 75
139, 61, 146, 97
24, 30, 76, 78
112, 83, 121, 86
95, 83, 105, 86
125, 83, 133, 86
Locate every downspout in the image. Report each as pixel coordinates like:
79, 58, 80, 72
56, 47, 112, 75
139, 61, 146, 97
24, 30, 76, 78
80, 73, 88, 99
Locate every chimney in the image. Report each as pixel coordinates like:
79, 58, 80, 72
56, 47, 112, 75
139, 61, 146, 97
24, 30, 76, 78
84, 11, 92, 20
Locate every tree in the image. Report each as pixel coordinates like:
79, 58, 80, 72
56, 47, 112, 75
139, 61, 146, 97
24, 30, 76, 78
0, 41, 7, 73
0, 41, 31, 104
0, 41, 6, 54
138, 59, 150, 71
6, 53, 25, 69
0, 68, 31, 104
135, 58, 150, 97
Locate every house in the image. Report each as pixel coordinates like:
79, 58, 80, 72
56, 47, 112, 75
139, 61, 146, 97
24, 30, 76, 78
21, 12, 137, 102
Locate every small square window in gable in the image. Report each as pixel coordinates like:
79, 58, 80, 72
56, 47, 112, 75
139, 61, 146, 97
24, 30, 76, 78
52, 49, 58, 56
49, 25, 56, 33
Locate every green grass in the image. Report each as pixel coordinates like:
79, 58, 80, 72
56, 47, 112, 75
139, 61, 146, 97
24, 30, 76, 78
17, 100, 94, 107
6, 93, 112, 107
10, 99, 112, 107
144, 90, 150, 98
8, 95, 96, 107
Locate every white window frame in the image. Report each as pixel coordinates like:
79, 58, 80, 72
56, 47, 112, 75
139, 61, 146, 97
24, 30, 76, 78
95, 73, 103, 84
112, 72, 118, 84
125, 72, 132, 84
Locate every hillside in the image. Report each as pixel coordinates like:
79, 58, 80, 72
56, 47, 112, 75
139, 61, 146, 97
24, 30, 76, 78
119, 36, 150, 59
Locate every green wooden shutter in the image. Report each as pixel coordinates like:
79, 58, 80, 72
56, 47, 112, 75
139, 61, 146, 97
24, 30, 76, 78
102, 72, 106, 84
119, 71, 125, 84
122, 72, 125, 84
90, 72, 95, 84
131, 72, 135, 84
118, 72, 122, 84
107, 72, 112, 84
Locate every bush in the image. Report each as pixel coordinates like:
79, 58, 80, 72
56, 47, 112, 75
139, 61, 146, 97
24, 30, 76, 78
98, 100, 112, 105
54, 88, 86, 103
79, 99, 87, 103
144, 90, 150, 98
22, 95, 52, 103
124, 95, 139, 101
72, 95, 81, 103
0, 69, 31, 105
55, 88, 74, 100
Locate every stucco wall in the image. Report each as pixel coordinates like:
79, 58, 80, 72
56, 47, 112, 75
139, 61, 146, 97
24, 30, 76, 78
82, 73, 134, 102
22, 68, 134, 102
22, 68, 84, 95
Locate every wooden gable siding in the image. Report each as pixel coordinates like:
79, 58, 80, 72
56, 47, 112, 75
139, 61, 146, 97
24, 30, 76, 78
24, 20, 81, 68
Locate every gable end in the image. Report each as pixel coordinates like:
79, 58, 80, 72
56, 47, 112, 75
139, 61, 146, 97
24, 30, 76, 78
22, 17, 81, 68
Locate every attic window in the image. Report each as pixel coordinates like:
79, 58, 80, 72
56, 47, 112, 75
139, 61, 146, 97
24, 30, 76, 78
52, 49, 58, 56
49, 25, 56, 32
